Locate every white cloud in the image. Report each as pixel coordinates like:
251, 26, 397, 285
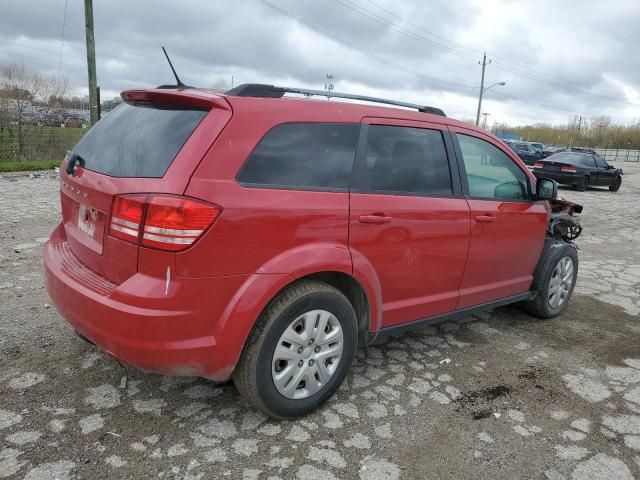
1, 0, 639, 125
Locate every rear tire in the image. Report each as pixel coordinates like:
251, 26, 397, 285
233, 280, 358, 419
575, 176, 589, 192
522, 241, 578, 319
609, 176, 622, 192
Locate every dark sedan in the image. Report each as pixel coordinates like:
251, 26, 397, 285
505, 141, 543, 165
533, 152, 623, 192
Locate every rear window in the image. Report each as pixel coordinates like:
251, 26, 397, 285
71, 103, 207, 178
237, 123, 359, 190
548, 153, 587, 165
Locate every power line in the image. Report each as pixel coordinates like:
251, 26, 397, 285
490, 90, 580, 116
0, 51, 85, 71
4, 40, 85, 61
490, 60, 634, 105
57, 0, 69, 82
346, 0, 637, 105
331, 0, 477, 61
256, 0, 474, 90
361, 0, 482, 56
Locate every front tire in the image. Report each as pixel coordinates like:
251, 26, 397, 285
522, 241, 578, 319
609, 176, 622, 192
233, 280, 358, 419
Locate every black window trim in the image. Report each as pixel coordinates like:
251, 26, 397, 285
235, 121, 361, 193
450, 130, 535, 203
349, 122, 462, 198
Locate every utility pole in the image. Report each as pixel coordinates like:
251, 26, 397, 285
475, 53, 490, 126
84, 0, 98, 125
481, 112, 491, 129
324, 74, 334, 99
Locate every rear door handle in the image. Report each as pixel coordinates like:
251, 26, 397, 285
475, 215, 497, 223
358, 214, 392, 224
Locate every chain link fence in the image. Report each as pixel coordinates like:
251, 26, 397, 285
595, 149, 640, 162
0, 123, 87, 163
0, 116, 87, 164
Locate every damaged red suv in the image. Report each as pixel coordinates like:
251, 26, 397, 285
44, 84, 582, 418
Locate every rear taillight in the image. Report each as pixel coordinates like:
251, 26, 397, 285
142, 195, 220, 251
534, 162, 544, 169
109, 194, 220, 251
561, 166, 577, 173
110, 194, 147, 243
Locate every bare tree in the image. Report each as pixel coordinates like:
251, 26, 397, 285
212, 78, 230, 91
0, 62, 69, 157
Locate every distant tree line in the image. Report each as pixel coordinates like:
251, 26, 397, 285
491, 115, 640, 149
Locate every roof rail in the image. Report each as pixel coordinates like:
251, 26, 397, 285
224, 83, 446, 117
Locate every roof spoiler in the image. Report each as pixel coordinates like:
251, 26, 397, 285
225, 83, 446, 116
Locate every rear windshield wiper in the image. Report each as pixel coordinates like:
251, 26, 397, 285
65, 152, 86, 176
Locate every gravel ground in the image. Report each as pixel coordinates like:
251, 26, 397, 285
1, 164, 639, 480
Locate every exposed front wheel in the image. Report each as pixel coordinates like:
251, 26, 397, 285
233, 280, 357, 418
609, 176, 622, 192
522, 241, 579, 319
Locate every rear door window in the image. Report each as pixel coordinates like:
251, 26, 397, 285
72, 103, 207, 178
352, 125, 453, 196
237, 123, 359, 190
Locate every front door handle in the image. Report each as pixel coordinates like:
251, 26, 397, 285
358, 214, 392, 224
475, 215, 497, 223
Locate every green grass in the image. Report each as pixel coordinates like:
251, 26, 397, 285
0, 124, 86, 163
0, 160, 60, 172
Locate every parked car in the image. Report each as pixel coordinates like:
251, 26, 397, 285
64, 115, 84, 128
44, 83, 582, 418
505, 140, 543, 165
20, 110, 39, 125
542, 146, 563, 158
533, 152, 623, 191
527, 142, 545, 153
42, 112, 64, 127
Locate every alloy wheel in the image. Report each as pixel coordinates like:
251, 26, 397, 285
548, 256, 574, 309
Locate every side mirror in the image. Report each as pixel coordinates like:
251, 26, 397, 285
536, 177, 557, 200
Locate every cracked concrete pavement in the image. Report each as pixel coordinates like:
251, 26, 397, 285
1, 163, 639, 479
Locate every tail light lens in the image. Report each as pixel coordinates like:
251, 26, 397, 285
109, 194, 220, 251
110, 194, 147, 243
142, 195, 220, 251
561, 165, 577, 173
534, 162, 544, 169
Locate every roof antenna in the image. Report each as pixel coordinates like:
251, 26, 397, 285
162, 46, 186, 88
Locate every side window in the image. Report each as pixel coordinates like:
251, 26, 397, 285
583, 156, 597, 168
593, 155, 608, 169
457, 134, 529, 201
352, 125, 453, 196
237, 123, 359, 190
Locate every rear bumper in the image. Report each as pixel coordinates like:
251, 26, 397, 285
43, 223, 253, 380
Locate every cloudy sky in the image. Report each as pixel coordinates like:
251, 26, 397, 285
2, 0, 639, 126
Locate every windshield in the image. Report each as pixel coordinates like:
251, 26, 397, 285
71, 103, 207, 178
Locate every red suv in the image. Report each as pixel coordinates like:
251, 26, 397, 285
44, 84, 581, 418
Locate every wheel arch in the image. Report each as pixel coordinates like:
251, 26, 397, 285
298, 271, 372, 347
214, 245, 382, 380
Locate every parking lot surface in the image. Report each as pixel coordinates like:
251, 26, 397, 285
1, 164, 639, 479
